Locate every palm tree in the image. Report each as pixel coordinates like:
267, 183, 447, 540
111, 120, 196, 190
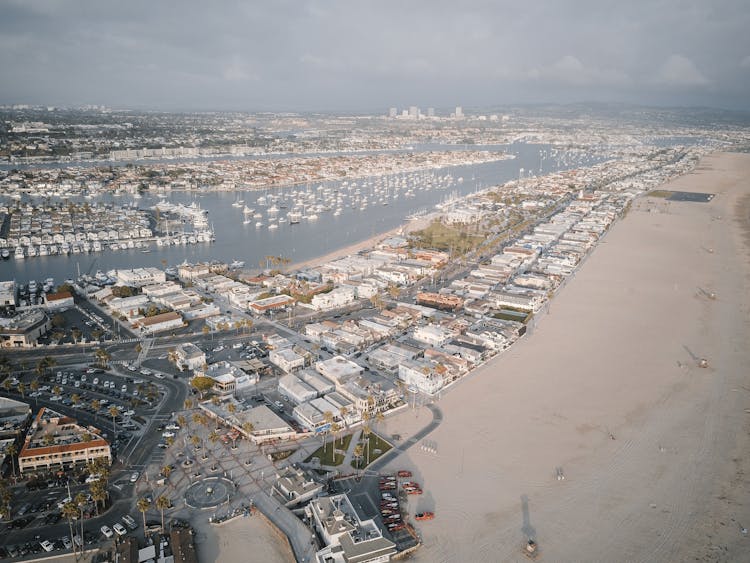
353, 443, 364, 472
155, 495, 170, 532
241, 422, 254, 440
74, 492, 87, 553
183, 399, 193, 411
322, 411, 334, 454
177, 414, 187, 429
89, 479, 107, 515
108, 405, 119, 443
53, 385, 62, 397
71, 393, 81, 408
16, 382, 25, 399
208, 430, 219, 445
94, 348, 110, 368
71, 328, 82, 344
61, 501, 79, 553
30, 379, 40, 394
1, 379, 11, 393
5, 444, 17, 478
190, 435, 201, 449
136, 497, 151, 538
331, 422, 342, 448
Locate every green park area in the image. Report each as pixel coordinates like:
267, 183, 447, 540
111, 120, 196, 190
306, 433, 353, 467
351, 433, 392, 470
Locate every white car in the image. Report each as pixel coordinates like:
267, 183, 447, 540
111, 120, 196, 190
127, 365, 137, 372
112, 523, 127, 536
162, 431, 175, 438
40, 540, 54, 552
130, 472, 139, 483
100, 525, 114, 538
165, 423, 181, 430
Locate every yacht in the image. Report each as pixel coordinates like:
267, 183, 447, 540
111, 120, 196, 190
14, 246, 24, 259
268, 223, 278, 230
288, 211, 302, 224
255, 221, 263, 227
1, 249, 9, 260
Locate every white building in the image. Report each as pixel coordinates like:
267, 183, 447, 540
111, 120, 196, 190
310, 286, 356, 311
116, 267, 166, 288
174, 343, 206, 371
278, 374, 318, 405
398, 359, 445, 395
269, 348, 305, 373
306, 493, 396, 563
315, 356, 363, 386
412, 324, 458, 347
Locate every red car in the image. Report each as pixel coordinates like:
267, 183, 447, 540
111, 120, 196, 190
415, 512, 434, 521
397, 470, 412, 478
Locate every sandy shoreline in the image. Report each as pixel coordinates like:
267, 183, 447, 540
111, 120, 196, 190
289, 213, 435, 272
377, 152, 750, 562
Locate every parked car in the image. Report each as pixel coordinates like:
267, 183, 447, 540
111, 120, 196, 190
100, 525, 113, 538
112, 523, 127, 536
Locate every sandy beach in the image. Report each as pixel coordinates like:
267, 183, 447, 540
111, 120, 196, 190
289, 214, 435, 272
192, 512, 293, 563
378, 152, 750, 562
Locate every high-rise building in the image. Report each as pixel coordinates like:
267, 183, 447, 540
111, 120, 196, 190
427, 107, 435, 117
388, 107, 397, 118
408, 106, 419, 119
455, 106, 463, 119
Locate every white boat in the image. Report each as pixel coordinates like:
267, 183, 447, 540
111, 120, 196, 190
268, 223, 278, 230
243, 205, 254, 215
288, 211, 301, 224
38, 244, 49, 256
229, 260, 245, 269
255, 221, 263, 227
14, 246, 25, 259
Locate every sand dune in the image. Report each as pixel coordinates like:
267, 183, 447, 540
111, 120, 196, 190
382, 152, 750, 562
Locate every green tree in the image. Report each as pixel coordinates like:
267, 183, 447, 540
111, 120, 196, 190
75, 492, 88, 552
61, 501, 79, 553
155, 495, 170, 532
89, 478, 107, 515
94, 348, 111, 367
52, 313, 66, 328
190, 376, 214, 399
108, 405, 120, 443
353, 443, 364, 472
5, 444, 17, 478
322, 411, 334, 454
136, 497, 151, 538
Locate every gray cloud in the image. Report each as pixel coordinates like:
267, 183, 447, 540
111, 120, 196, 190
0, 0, 748, 111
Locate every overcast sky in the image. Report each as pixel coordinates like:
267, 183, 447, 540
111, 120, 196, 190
1, 0, 749, 112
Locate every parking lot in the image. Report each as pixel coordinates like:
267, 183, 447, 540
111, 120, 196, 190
332, 474, 421, 552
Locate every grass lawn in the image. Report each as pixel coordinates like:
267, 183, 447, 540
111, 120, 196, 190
305, 433, 353, 466
410, 220, 484, 255
647, 189, 674, 198
351, 432, 392, 470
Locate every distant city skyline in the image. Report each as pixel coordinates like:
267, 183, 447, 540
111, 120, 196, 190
1, 0, 749, 112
